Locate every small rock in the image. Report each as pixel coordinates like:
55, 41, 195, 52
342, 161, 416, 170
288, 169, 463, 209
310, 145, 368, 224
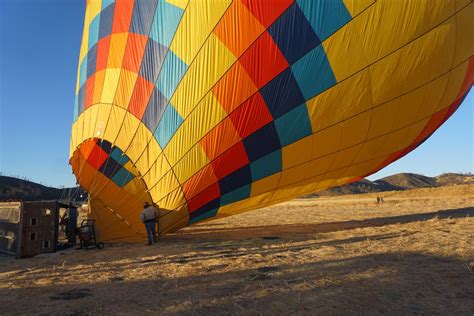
49, 288, 92, 301
261, 236, 280, 240
257, 266, 279, 273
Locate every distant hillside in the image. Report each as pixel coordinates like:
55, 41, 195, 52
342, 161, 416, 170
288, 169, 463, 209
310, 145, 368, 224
0, 176, 86, 202
1, 173, 472, 201
305, 173, 473, 197
375, 173, 438, 190
308, 179, 395, 196
435, 173, 474, 186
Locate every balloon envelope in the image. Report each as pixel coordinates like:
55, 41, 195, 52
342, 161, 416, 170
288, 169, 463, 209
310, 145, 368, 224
70, 0, 474, 242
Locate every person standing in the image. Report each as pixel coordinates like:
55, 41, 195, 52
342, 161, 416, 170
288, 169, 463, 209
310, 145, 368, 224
140, 202, 159, 245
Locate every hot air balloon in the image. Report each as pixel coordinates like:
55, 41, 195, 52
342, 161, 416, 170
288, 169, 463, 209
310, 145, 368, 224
70, 0, 474, 242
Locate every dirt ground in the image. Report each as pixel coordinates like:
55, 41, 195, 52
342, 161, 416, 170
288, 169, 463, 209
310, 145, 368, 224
1, 184, 473, 315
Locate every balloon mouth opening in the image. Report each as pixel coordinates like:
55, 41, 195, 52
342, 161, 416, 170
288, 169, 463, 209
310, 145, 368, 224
70, 138, 152, 242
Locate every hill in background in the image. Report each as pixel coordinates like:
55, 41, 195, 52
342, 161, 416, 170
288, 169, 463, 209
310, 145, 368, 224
304, 173, 473, 197
0, 173, 472, 201
0, 176, 86, 202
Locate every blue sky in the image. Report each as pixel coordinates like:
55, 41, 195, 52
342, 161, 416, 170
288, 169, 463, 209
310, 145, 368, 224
0, 0, 85, 187
0, 1, 472, 188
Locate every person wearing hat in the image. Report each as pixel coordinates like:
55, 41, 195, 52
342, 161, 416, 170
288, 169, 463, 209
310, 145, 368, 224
140, 202, 159, 245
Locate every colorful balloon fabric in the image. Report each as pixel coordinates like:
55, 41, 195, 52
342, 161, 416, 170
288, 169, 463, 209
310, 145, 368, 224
70, 0, 474, 242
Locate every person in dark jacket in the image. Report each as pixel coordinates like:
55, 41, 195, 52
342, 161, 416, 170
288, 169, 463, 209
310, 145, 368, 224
140, 202, 159, 245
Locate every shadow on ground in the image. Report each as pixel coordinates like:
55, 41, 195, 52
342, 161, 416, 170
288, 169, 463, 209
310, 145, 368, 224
172, 206, 474, 241
0, 206, 472, 315
1, 251, 473, 315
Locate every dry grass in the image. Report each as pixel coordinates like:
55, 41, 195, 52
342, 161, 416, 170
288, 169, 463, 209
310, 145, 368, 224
0, 184, 473, 315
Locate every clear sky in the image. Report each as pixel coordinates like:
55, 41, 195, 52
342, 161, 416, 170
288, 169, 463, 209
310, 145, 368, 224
0, 0, 85, 187
0, 1, 472, 188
